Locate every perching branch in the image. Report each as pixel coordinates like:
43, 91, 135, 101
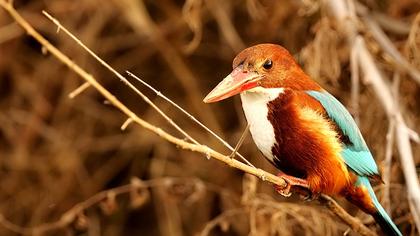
0, 1, 375, 235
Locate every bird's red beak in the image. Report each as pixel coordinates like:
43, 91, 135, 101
203, 66, 260, 103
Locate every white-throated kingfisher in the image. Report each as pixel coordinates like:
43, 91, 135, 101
203, 44, 402, 236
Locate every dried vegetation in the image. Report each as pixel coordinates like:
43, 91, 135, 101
0, 0, 419, 235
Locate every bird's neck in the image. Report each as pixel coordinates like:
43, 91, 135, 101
239, 87, 285, 162
241, 87, 284, 100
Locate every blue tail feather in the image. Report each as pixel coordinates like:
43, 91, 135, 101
357, 177, 402, 236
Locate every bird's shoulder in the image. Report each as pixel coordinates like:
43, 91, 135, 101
287, 89, 327, 115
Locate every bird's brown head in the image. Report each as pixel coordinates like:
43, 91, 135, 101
203, 43, 318, 103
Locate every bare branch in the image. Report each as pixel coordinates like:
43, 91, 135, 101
68, 82, 91, 99
121, 118, 133, 131
114, 0, 222, 133
41, 11, 200, 147
126, 71, 255, 167
229, 124, 250, 159
319, 195, 376, 236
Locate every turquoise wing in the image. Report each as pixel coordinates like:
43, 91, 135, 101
305, 90, 379, 177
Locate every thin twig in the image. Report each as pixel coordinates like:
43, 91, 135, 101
68, 82, 90, 99
114, 0, 222, 133
318, 195, 375, 236
121, 118, 133, 131
47, 7, 254, 168
126, 71, 255, 167
229, 124, 250, 159
41, 11, 200, 147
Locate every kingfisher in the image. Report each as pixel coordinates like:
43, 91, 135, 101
203, 44, 402, 236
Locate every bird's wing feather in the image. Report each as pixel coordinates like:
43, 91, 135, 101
305, 90, 379, 177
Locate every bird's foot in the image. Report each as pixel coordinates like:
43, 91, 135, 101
274, 182, 292, 197
274, 172, 311, 198
297, 188, 319, 201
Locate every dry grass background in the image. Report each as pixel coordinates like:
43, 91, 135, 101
0, 0, 419, 235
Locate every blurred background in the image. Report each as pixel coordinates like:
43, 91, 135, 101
0, 0, 419, 235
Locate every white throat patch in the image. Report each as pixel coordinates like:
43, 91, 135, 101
240, 87, 284, 161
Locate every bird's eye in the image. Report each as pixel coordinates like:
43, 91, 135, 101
263, 59, 273, 70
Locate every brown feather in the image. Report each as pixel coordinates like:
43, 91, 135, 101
341, 173, 377, 214
267, 89, 350, 194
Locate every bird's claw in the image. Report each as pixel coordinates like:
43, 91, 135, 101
274, 172, 313, 198
300, 193, 313, 201
274, 182, 292, 197
298, 190, 319, 201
